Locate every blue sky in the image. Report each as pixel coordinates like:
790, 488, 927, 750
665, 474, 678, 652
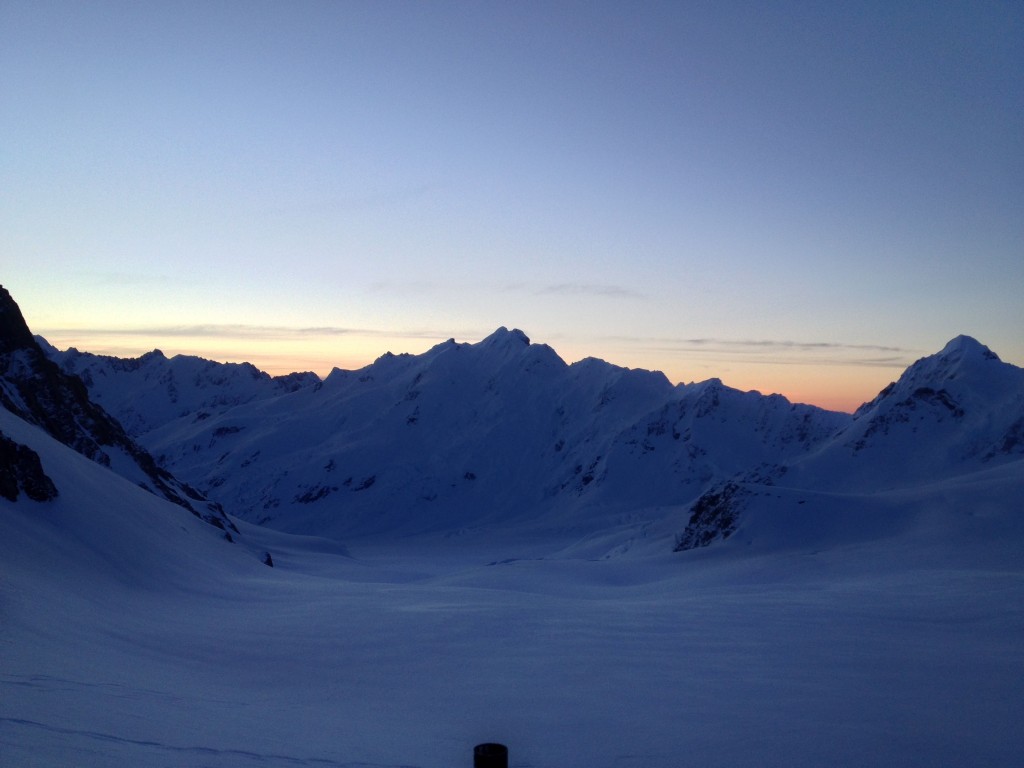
3, 1, 1021, 411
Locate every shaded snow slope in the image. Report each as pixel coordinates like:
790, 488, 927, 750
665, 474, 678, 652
673, 336, 1024, 551
676, 459, 1024, 558
0, 406, 261, 586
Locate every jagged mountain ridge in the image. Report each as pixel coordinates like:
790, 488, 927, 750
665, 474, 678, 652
0, 285, 237, 537
46, 324, 850, 539
40, 338, 319, 436
31, 286, 1023, 551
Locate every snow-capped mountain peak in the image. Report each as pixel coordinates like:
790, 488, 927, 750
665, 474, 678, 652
480, 326, 531, 347
938, 333, 998, 358
43, 340, 319, 436
900, 334, 999, 386
775, 335, 1024, 492
42, 321, 849, 539
854, 335, 1018, 417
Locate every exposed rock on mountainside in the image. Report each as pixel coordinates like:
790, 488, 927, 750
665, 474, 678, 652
0, 285, 236, 536
673, 480, 746, 551
0, 429, 58, 502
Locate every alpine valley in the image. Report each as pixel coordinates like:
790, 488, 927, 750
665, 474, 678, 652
2, 283, 1022, 768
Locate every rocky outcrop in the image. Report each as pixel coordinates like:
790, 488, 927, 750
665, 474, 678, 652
673, 481, 746, 551
0, 430, 58, 502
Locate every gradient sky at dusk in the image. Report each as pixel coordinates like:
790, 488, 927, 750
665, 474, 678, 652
3, 1, 1021, 412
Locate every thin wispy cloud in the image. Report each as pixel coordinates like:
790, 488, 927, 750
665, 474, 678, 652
600, 335, 917, 368
655, 338, 908, 353
36, 324, 462, 341
37, 321, 920, 384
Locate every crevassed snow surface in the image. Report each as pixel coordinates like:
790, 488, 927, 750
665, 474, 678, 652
3, 409, 1023, 768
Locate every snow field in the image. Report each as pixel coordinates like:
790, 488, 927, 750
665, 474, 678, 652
3, 515, 1023, 768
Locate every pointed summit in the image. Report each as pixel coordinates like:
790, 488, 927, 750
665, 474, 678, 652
936, 335, 999, 363
813, 335, 1024, 488
480, 327, 531, 347
896, 335, 1003, 391
855, 336, 1008, 419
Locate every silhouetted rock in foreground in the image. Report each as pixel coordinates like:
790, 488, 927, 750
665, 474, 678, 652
0, 430, 58, 502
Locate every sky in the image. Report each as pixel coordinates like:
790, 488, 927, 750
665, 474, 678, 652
2, 0, 1021, 412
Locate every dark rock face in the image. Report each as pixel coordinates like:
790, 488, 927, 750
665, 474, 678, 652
674, 481, 746, 551
0, 285, 235, 534
0, 290, 37, 354
0, 431, 58, 502
987, 417, 1024, 460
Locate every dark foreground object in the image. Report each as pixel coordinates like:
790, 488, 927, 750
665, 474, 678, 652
474, 742, 508, 768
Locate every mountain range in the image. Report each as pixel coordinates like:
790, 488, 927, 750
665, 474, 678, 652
12, 282, 1018, 557
4, 283, 1023, 768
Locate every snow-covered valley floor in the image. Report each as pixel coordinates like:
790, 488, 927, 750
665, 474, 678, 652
3, 518, 1022, 768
